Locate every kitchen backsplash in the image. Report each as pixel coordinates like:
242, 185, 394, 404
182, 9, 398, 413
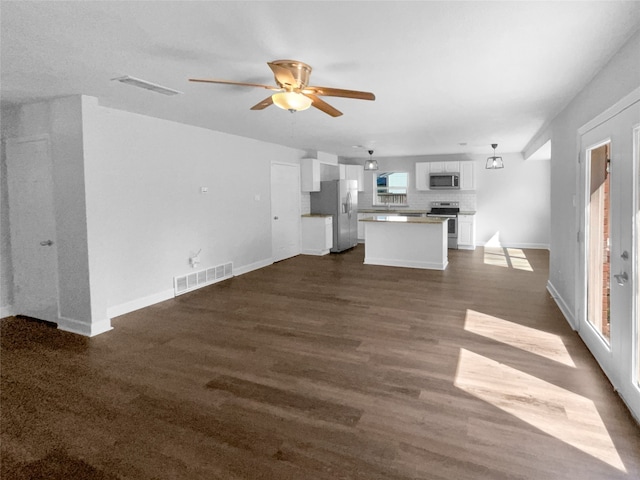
301, 191, 476, 215
301, 192, 311, 214
359, 191, 477, 212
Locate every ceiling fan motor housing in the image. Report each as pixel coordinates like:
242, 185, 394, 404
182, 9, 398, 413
271, 59, 312, 89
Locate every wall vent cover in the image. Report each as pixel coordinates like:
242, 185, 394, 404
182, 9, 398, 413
174, 262, 233, 296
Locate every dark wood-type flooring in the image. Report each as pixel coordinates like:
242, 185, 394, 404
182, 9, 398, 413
2, 246, 640, 479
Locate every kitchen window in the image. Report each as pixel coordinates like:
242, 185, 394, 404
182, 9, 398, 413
375, 172, 408, 206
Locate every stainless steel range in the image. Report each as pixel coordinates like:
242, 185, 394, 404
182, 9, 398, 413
427, 201, 460, 249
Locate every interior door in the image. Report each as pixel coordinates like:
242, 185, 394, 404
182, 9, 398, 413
6, 135, 60, 323
580, 100, 640, 418
271, 162, 301, 262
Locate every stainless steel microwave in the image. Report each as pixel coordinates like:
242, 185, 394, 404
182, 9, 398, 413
429, 173, 460, 189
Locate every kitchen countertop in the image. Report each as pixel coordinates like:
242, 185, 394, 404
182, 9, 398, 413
360, 215, 447, 224
301, 214, 333, 218
358, 209, 428, 214
359, 209, 476, 216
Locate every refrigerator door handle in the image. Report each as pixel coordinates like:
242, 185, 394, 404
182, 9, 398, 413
346, 191, 352, 218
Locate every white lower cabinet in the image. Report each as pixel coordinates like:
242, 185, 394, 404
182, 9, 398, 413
357, 213, 367, 242
457, 214, 476, 250
301, 215, 333, 255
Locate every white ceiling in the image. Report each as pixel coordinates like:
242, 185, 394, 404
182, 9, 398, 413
2, 1, 639, 159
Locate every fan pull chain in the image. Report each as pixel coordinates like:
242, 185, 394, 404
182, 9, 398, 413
289, 111, 296, 139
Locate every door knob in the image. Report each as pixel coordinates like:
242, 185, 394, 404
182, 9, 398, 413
614, 271, 628, 286
273, 216, 279, 220
40, 240, 53, 246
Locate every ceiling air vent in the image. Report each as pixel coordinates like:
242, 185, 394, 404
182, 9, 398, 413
111, 75, 183, 96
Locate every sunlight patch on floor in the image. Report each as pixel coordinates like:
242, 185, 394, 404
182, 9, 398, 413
484, 247, 533, 271
454, 348, 625, 472
464, 309, 575, 367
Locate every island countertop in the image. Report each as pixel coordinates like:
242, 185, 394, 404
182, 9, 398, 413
360, 215, 447, 224
358, 209, 429, 215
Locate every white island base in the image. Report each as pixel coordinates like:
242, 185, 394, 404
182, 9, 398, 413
361, 216, 448, 270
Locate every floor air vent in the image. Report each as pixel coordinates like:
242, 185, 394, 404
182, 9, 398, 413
174, 262, 233, 296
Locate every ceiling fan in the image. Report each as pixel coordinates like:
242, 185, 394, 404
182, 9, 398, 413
189, 60, 375, 117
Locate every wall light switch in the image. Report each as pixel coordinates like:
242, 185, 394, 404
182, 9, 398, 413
200, 186, 208, 194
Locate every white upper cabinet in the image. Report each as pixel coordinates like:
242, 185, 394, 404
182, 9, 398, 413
416, 162, 430, 190
340, 164, 364, 191
428, 162, 444, 173
445, 161, 460, 173
416, 161, 469, 190
301, 158, 320, 192
429, 161, 459, 173
459, 161, 475, 190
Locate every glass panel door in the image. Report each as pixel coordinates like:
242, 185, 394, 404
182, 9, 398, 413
580, 101, 640, 419
635, 125, 640, 392
587, 142, 611, 343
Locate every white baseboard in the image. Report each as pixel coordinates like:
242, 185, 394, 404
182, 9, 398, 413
106, 258, 272, 326
478, 242, 550, 250
547, 280, 577, 330
1, 304, 15, 318
234, 258, 273, 276
301, 248, 330, 256
107, 288, 175, 319
57, 316, 113, 337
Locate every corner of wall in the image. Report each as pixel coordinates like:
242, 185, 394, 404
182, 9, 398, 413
57, 315, 112, 337
546, 280, 577, 331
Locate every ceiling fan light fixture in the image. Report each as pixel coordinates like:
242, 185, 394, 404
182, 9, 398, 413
486, 143, 504, 169
272, 91, 312, 112
364, 149, 378, 171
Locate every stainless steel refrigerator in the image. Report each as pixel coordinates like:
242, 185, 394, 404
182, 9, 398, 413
310, 180, 358, 252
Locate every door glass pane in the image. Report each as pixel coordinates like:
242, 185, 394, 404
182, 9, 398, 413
587, 143, 611, 343
636, 127, 640, 388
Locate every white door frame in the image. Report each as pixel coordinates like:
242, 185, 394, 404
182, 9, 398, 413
4, 134, 61, 323
576, 87, 640, 421
270, 161, 301, 262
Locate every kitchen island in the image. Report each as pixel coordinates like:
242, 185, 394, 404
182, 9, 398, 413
360, 215, 448, 270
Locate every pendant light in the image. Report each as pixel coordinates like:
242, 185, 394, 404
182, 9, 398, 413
364, 149, 378, 171
486, 143, 504, 169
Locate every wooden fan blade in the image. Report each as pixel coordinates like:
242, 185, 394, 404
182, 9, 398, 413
189, 78, 279, 91
250, 96, 273, 110
305, 94, 343, 117
303, 86, 375, 101
267, 62, 298, 88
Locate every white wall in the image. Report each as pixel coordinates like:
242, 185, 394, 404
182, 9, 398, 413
475, 153, 550, 248
1, 96, 305, 327
1, 97, 99, 334
0, 130, 14, 317
84, 99, 305, 316
527, 28, 640, 322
